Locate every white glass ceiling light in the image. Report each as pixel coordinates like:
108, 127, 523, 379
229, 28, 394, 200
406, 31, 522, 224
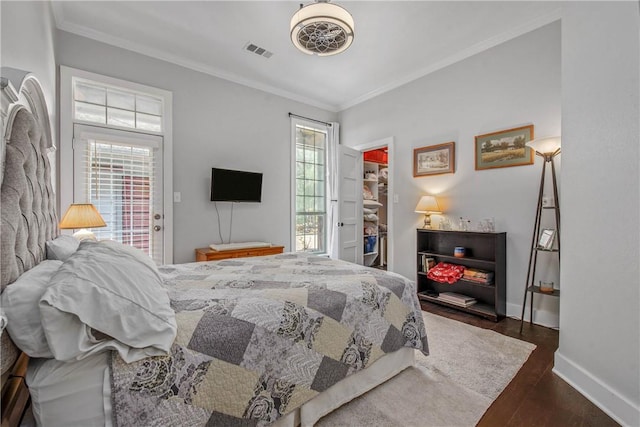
290, 1, 355, 56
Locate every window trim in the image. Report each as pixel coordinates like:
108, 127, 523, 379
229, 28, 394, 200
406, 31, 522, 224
290, 118, 330, 254
60, 66, 174, 263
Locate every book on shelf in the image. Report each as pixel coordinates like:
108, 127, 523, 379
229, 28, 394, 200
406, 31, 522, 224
462, 267, 494, 284
436, 292, 477, 307
419, 254, 436, 273
462, 276, 494, 285
438, 298, 477, 307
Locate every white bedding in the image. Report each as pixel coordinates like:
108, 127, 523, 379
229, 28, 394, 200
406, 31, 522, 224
40, 240, 176, 363
26, 352, 112, 427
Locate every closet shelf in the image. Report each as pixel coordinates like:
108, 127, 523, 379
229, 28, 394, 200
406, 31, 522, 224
363, 159, 387, 268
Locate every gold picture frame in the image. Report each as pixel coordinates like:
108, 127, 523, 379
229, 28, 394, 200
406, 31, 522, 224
475, 125, 534, 170
413, 142, 455, 177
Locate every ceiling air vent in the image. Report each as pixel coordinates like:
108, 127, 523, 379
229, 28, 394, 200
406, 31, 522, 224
244, 42, 273, 59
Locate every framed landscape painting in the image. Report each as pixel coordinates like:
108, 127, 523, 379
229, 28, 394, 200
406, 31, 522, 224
475, 125, 534, 170
413, 142, 455, 177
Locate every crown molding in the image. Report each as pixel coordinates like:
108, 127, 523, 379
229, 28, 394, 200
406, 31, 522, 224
338, 8, 562, 111
53, 18, 340, 112
50, 1, 65, 30
52, 6, 561, 114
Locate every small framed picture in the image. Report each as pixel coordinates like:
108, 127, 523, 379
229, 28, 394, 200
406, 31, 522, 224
413, 142, 455, 177
538, 229, 556, 250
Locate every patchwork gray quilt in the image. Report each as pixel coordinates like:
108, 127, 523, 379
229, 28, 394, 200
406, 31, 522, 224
110, 253, 429, 426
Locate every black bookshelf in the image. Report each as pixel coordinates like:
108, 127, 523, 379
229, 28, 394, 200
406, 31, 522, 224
416, 229, 506, 321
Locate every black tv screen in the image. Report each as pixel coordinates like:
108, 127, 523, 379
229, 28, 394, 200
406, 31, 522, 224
210, 168, 263, 202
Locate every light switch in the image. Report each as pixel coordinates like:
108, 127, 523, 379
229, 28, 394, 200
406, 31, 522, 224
174, 192, 181, 203
393, 194, 399, 203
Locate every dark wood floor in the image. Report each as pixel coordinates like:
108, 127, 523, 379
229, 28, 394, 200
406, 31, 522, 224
420, 301, 620, 427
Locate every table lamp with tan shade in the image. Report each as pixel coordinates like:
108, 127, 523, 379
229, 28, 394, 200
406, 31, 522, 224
59, 203, 107, 241
415, 195, 442, 229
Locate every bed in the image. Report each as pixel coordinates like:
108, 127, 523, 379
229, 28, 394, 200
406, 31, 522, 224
0, 71, 429, 427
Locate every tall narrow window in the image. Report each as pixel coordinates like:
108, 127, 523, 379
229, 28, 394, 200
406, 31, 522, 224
293, 121, 328, 253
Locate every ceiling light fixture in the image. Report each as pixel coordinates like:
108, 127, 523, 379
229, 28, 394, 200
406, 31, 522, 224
290, 0, 355, 56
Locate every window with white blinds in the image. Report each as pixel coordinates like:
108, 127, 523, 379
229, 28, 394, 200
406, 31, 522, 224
73, 125, 163, 263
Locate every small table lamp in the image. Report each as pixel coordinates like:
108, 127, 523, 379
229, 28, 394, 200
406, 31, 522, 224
59, 203, 107, 241
415, 195, 442, 229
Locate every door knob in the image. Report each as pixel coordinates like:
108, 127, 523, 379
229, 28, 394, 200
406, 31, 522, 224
154, 225, 161, 231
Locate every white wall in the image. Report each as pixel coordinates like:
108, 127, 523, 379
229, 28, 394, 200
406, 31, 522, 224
339, 22, 561, 326
1, 1, 57, 191
55, 30, 336, 263
554, 3, 639, 426
1, 1, 56, 116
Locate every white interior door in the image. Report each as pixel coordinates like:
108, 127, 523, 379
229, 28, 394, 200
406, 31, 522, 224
73, 124, 164, 264
337, 145, 362, 264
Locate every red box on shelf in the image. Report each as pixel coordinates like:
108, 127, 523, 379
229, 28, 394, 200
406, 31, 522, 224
364, 150, 388, 164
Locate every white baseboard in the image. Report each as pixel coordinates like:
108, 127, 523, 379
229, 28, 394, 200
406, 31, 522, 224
553, 351, 640, 427
506, 302, 559, 328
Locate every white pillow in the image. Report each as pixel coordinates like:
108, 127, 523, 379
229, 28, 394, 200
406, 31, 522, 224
40, 240, 177, 362
46, 235, 79, 261
1, 260, 63, 358
364, 213, 379, 221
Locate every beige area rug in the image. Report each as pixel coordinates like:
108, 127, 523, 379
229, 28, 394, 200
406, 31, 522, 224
317, 311, 536, 427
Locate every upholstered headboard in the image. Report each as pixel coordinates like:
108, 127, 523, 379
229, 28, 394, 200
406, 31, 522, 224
0, 70, 57, 378
1, 71, 57, 289
1, 110, 58, 287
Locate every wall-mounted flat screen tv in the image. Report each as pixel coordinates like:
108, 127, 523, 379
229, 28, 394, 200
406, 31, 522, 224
210, 168, 263, 202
